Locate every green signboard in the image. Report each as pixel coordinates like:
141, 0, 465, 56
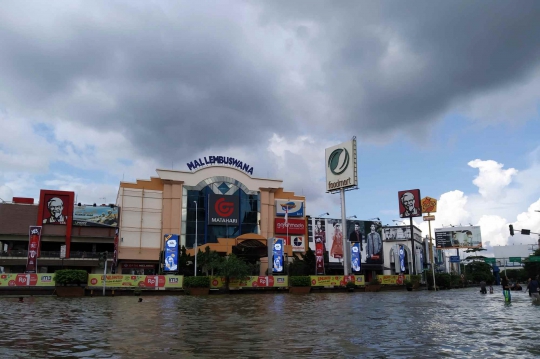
484, 258, 496, 264
526, 256, 540, 263
509, 257, 522, 263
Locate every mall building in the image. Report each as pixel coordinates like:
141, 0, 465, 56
116, 162, 306, 275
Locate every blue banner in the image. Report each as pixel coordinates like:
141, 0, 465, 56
399, 245, 406, 272
164, 234, 179, 272
449, 255, 460, 263
351, 242, 361, 273
273, 238, 284, 273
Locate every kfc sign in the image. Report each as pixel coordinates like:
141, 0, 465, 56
274, 218, 306, 235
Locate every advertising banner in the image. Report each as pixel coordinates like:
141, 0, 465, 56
315, 236, 325, 275
325, 139, 358, 192
73, 205, 119, 227
275, 200, 305, 217
310, 275, 363, 287
351, 242, 361, 273
112, 229, 119, 274
421, 196, 438, 213
210, 276, 288, 289
398, 189, 422, 218
308, 217, 326, 244
434, 226, 482, 249
0, 273, 55, 287
26, 226, 42, 273
272, 238, 284, 273
379, 275, 410, 285
274, 218, 306, 235
208, 193, 239, 225
40, 191, 74, 225
291, 235, 305, 252
163, 234, 179, 272
326, 219, 344, 262
399, 245, 406, 272
87, 274, 183, 288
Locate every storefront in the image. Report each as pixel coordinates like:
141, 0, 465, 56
116, 160, 306, 274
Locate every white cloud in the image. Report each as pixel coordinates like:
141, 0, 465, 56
468, 159, 518, 199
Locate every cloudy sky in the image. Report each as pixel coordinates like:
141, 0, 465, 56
1, 1, 540, 253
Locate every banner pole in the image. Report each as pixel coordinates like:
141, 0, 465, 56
410, 216, 416, 275
428, 213, 436, 290
341, 188, 349, 276
103, 258, 107, 296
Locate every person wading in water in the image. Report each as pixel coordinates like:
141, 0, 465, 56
501, 275, 511, 303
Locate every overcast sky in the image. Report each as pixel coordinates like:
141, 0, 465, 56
1, 0, 540, 253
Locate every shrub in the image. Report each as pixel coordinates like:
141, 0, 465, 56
183, 276, 210, 288
409, 275, 421, 284
368, 277, 381, 285
345, 281, 356, 289
290, 276, 311, 287
54, 269, 88, 286
404, 280, 413, 287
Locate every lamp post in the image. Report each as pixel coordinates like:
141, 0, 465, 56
193, 200, 198, 277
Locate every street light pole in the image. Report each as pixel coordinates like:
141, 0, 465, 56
194, 200, 198, 277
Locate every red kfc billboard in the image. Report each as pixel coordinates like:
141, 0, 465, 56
37, 190, 75, 258
398, 189, 422, 218
274, 218, 306, 235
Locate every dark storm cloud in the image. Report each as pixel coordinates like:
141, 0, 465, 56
1, 0, 540, 163
259, 0, 540, 137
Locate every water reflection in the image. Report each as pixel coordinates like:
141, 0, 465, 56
0, 288, 539, 358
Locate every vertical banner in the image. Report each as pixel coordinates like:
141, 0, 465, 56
351, 242, 361, 273
26, 226, 42, 273
315, 234, 325, 275
163, 234, 179, 272
273, 238, 284, 274
399, 245, 406, 273
111, 228, 119, 274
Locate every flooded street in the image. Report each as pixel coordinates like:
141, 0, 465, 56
1, 288, 539, 358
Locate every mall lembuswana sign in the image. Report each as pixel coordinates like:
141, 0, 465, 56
187, 156, 254, 175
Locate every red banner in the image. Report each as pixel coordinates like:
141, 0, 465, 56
112, 228, 119, 274
275, 218, 306, 235
26, 226, 42, 273
315, 239, 325, 275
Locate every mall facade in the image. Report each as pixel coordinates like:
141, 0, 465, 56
116, 163, 306, 275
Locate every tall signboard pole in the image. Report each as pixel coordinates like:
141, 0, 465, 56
326, 137, 358, 276
421, 196, 438, 290
398, 189, 422, 275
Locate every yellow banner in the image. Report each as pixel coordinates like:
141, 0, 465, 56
210, 276, 288, 289
87, 274, 183, 289
0, 273, 55, 287
310, 275, 363, 286
379, 275, 410, 285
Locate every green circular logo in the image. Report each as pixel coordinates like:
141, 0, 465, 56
328, 148, 350, 175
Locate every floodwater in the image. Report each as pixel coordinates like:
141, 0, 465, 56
0, 288, 539, 358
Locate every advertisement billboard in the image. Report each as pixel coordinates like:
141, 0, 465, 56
272, 238, 284, 273
73, 205, 119, 227
351, 242, 361, 273
435, 226, 482, 249
0, 273, 54, 287
398, 189, 422, 218
274, 218, 306, 235
275, 200, 304, 217
421, 197, 437, 213
26, 226, 42, 273
163, 234, 179, 272
308, 218, 383, 266
291, 235, 305, 252
399, 245, 406, 272
310, 275, 363, 286
208, 193, 239, 225
39, 190, 74, 225
210, 276, 288, 289
87, 274, 183, 289
325, 139, 358, 192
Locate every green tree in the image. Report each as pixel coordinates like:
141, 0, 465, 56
303, 247, 317, 275
288, 253, 309, 276
178, 245, 195, 276
524, 248, 540, 279
217, 254, 251, 291
197, 246, 222, 276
